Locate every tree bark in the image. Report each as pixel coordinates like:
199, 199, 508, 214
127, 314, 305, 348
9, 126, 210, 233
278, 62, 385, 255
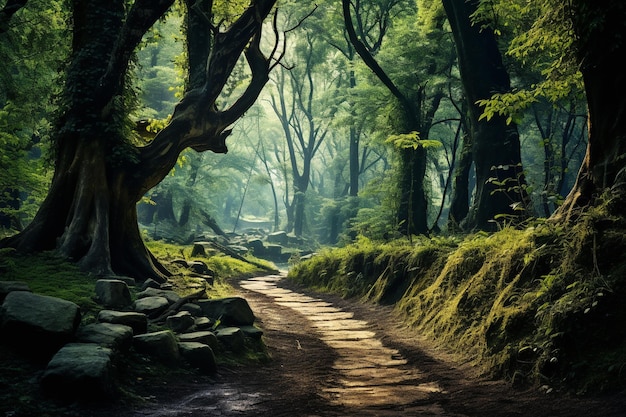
448, 132, 472, 230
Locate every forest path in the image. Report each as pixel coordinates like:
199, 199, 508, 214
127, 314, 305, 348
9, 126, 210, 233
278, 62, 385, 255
121, 273, 626, 417
239, 274, 444, 415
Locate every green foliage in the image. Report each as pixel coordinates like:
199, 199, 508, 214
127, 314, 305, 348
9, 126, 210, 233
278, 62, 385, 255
472, 0, 584, 124
0, 251, 100, 317
476, 91, 535, 125
0, 1, 67, 228
135, 14, 184, 120
486, 163, 533, 227
384, 131, 443, 150
345, 173, 401, 241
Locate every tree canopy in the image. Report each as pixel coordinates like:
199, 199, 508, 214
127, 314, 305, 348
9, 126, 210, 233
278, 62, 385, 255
1, 0, 625, 279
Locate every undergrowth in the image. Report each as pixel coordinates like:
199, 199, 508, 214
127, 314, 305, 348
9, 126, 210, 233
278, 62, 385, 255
288, 207, 626, 395
0, 240, 273, 416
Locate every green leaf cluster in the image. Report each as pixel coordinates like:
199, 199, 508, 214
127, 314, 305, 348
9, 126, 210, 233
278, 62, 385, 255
385, 131, 442, 150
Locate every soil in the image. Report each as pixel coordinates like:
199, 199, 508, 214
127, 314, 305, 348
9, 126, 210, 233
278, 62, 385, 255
81, 273, 625, 417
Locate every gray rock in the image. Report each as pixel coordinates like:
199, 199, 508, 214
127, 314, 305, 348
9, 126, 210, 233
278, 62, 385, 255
190, 243, 207, 257
266, 244, 283, 257
240, 325, 264, 340
94, 279, 132, 308
136, 287, 181, 304
166, 311, 195, 333
0, 291, 80, 357
178, 330, 218, 349
97, 310, 148, 335
215, 327, 245, 353
246, 238, 265, 256
197, 297, 255, 326
133, 296, 170, 318
178, 342, 216, 374
267, 230, 288, 245
75, 322, 134, 351
133, 330, 179, 364
0, 281, 30, 303
188, 260, 213, 275
194, 316, 213, 330
180, 302, 203, 316
41, 343, 114, 400
287, 232, 303, 245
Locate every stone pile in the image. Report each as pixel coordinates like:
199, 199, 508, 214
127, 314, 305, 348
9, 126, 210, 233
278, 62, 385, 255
193, 230, 313, 264
0, 271, 263, 402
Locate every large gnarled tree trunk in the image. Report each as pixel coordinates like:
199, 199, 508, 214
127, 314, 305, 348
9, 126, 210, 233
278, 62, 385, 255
1, 0, 277, 281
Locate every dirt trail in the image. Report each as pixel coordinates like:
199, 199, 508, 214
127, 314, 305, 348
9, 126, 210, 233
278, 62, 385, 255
111, 273, 625, 417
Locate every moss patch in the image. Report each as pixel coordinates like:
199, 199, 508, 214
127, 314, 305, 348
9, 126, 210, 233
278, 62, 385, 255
288, 216, 626, 394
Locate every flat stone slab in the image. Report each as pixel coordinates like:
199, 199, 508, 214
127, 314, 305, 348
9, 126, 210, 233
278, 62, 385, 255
133, 296, 170, 318
0, 281, 30, 302
97, 310, 148, 335
178, 331, 218, 349
41, 343, 115, 400
75, 322, 134, 350
133, 330, 180, 364
178, 341, 217, 374
0, 291, 81, 357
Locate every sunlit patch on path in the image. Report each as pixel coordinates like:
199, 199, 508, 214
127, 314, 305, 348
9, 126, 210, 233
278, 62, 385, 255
240, 274, 446, 414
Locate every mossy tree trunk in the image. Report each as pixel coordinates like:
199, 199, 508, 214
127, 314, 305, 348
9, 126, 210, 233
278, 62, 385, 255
1, 0, 277, 281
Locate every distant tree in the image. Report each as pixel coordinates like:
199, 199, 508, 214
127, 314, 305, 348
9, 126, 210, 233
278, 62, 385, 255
471, 0, 625, 221
342, 0, 451, 236
269, 31, 331, 236
464, 0, 588, 219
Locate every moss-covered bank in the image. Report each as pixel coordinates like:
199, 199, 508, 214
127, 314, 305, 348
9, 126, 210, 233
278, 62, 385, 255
288, 208, 626, 394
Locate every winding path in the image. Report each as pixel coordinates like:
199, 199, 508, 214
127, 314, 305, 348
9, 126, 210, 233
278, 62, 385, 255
240, 274, 444, 415
124, 273, 626, 417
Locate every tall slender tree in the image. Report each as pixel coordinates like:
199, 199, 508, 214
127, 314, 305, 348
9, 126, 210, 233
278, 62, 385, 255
269, 30, 331, 236
442, 0, 529, 231
343, 0, 450, 235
